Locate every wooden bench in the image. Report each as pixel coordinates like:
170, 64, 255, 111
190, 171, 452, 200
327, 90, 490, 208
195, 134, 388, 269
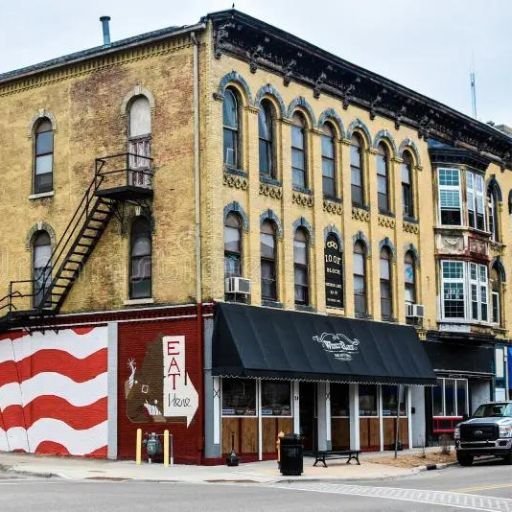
313, 449, 361, 467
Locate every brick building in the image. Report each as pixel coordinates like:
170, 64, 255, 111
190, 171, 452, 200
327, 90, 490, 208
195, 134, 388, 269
0, 10, 510, 463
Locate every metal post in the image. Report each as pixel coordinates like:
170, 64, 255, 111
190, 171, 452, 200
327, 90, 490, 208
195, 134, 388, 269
170, 434, 174, 465
163, 429, 169, 467
135, 428, 142, 465
394, 385, 401, 459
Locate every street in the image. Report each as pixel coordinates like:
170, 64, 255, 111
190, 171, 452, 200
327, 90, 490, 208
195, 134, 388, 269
0, 460, 510, 512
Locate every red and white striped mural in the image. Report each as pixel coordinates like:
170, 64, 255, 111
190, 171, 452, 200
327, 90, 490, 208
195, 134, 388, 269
0, 326, 108, 457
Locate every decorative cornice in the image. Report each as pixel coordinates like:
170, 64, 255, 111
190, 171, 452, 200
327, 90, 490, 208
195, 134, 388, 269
223, 172, 248, 190
351, 206, 370, 222
259, 182, 283, 199
378, 214, 396, 229
292, 190, 314, 208
209, 10, 512, 166
403, 220, 420, 234
323, 198, 343, 215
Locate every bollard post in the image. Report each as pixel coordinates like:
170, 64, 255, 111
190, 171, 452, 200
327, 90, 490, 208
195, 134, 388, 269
163, 430, 169, 467
135, 428, 142, 465
277, 431, 285, 467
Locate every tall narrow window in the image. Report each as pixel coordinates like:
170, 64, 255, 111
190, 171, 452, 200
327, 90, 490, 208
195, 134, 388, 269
224, 213, 242, 278
401, 152, 414, 218
350, 134, 364, 207
322, 124, 336, 198
33, 231, 51, 307
438, 168, 462, 225
223, 88, 240, 168
128, 96, 152, 187
261, 221, 278, 301
291, 113, 307, 189
441, 261, 465, 319
466, 172, 485, 230
490, 265, 501, 325
487, 185, 499, 241
377, 143, 390, 213
258, 100, 274, 179
129, 218, 152, 299
34, 119, 54, 194
353, 241, 367, 317
380, 247, 393, 320
469, 263, 488, 322
294, 228, 309, 305
404, 251, 416, 305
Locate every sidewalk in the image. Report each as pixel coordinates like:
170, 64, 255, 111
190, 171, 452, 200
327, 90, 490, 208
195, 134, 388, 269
0, 449, 445, 484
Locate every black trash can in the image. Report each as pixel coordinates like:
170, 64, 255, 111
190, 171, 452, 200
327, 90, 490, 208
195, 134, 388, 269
279, 434, 303, 476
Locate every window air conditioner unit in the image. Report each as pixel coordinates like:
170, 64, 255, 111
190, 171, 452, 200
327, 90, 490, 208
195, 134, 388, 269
406, 303, 425, 318
225, 277, 251, 295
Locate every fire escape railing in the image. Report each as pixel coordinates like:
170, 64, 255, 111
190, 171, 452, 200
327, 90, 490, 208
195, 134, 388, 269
0, 153, 153, 318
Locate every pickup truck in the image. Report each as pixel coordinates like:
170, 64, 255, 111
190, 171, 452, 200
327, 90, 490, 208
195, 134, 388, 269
454, 401, 512, 466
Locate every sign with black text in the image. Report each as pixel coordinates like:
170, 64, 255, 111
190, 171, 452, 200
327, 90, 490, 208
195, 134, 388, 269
324, 233, 343, 308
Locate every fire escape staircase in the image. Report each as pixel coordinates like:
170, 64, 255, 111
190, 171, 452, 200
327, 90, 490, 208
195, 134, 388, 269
0, 153, 153, 330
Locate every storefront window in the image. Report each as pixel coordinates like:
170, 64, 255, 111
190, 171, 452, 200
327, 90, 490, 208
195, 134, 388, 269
382, 385, 407, 416
445, 379, 456, 416
222, 378, 256, 416
456, 381, 468, 417
359, 385, 377, 416
432, 377, 468, 417
432, 384, 443, 416
330, 384, 350, 417
261, 381, 292, 416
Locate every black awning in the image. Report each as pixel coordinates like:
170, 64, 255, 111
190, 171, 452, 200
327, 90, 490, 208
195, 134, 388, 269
212, 303, 437, 386
423, 341, 494, 377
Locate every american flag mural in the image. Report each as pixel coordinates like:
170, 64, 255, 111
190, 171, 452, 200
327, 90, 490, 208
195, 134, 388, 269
0, 326, 108, 457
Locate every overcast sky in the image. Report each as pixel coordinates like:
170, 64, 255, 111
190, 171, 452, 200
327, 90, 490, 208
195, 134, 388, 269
1, 0, 511, 125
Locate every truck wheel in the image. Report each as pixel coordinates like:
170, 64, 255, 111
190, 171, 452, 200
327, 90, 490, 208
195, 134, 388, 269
457, 453, 473, 466
503, 452, 512, 465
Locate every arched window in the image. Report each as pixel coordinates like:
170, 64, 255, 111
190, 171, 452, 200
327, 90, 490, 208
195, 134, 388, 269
129, 217, 152, 299
404, 251, 416, 306
34, 119, 54, 194
377, 143, 390, 213
401, 152, 414, 218
33, 231, 51, 307
224, 213, 242, 278
128, 96, 152, 186
487, 185, 499, 241
380, 247, 393, 320
350, 134, 364, 207
490, 264, 502, 325
294, 228, 309, 305
223, 88, 240, 168
291, 113, 307, 189
353, 241, 367, 317
261, 220, 278, 301
322, 124, 336, 198
258, 100, 275, 179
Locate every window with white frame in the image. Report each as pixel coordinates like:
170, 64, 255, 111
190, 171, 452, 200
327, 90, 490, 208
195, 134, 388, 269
432, 378, 468, 417
466, 171, 485, 230
440, 260, 489, 322
438, 168, 462, 225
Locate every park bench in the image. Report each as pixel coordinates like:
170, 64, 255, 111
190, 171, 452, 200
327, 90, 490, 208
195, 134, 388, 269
313, 449, 361, 467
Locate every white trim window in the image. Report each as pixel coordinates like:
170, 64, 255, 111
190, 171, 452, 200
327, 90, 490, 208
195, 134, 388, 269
466, 171, 485, 230
440, 260, 489, 322
438, 168, 462, 226
469, 263, 488, 322
432, 378, 469, 417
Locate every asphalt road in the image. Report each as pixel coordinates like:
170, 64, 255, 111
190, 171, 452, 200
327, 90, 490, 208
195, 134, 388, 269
0, 459, 510, 512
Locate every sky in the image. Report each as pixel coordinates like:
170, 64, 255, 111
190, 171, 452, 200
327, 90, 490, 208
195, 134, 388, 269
1, 0, 511, 125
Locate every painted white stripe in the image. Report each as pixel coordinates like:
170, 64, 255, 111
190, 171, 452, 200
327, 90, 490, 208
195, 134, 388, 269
0, 419, 108, 455
0, 423, 10, 451
0, 372, 108, 410
0, 327, 107, 365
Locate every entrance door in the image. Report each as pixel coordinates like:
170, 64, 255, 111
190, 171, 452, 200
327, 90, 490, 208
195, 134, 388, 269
299, 382, 317, 452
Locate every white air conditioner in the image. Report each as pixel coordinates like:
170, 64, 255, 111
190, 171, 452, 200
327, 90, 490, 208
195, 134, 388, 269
406, 303, 425, 318
225, 277, 251, 295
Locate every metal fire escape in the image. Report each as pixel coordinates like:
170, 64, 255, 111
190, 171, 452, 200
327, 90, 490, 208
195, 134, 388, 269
0, 153, 153, 330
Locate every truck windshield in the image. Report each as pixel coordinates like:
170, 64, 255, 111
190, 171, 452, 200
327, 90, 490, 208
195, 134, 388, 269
472, 403, 512, 418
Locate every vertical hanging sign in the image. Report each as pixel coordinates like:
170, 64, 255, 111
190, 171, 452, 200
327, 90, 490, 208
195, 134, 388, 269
162, 336, 198, 427
324, 233, 343, 308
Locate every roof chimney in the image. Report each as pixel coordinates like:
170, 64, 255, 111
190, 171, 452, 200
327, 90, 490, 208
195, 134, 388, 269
99, 16, 111, 47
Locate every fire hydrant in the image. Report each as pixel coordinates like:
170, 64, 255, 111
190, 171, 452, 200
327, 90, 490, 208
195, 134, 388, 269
143, 432, 162, 463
